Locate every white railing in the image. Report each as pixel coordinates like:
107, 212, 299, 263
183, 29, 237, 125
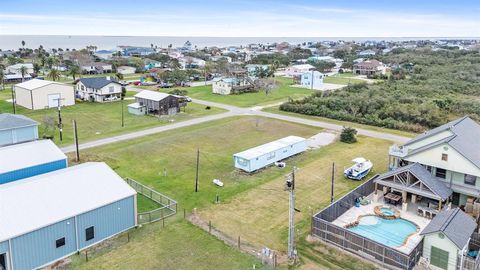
389, 145, 408, 157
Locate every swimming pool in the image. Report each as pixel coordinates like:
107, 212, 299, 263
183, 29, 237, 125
380, 207, 395, 216
348, 215, 418, 247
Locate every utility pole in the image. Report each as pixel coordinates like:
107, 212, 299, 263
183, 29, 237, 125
55, 97, 65, 141
285, 167, 298, 262
73, 119, 80, 162
331, 162, 335, 203
195, 148, 200, 192
121, 99, 124, 127
11, 85, 16, 114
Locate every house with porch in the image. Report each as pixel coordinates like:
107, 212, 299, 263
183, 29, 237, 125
389, 116, 480, 208
353, 59, 385, 76
75, 77, 122, 102
128, 90, 186, 116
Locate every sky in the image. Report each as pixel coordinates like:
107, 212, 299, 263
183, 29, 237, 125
1, 0, 479, 37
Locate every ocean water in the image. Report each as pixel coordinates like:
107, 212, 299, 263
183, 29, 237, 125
0, 35, 476, 51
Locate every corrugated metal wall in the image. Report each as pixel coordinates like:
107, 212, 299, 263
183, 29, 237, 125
0, 241, 8, 254
7, 196, 135, 270
77, 196, 136, 249
0, 159, 67, 185
10, 218, 76, 270
0, 126, 38, 147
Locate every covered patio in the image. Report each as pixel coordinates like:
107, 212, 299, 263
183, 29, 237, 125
373, 163, 453, 218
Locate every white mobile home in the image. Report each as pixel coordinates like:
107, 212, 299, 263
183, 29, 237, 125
233, 136, 307, 172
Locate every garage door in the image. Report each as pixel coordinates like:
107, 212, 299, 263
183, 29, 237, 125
431, 246, 449, 270
48, 94, 61, 108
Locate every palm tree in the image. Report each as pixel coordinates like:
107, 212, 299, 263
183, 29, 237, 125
19, 66, 28, 82
0, 68, 5, 90
169, 59, 181, 69
33, 63, 41, 74
47, 69, 61, 81
68, 65, 81, 80
21, 40, 25, 50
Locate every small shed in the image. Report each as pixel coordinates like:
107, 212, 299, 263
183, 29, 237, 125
133, 90, 185, 116
420, 208, 477, 270
14, 79, 75, 110
127, 102, 146, 115
233, 136, 307, 172
0, 162, 137, 270
300, 70, 324, 90
0, 113, 38, 146
0, 139, 67, 185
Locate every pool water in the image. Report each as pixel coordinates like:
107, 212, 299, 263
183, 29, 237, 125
349, 215, 417, 247
380, 207, 395, 216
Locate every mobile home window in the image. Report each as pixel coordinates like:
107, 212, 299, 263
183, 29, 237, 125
56, 237, 65, 248
435, 168, 447, 179
465, 174, 477, 186
237, 158, 248, 166
266, 152, 275, 160
441, 153, 448, 161
85, 226, 95, 241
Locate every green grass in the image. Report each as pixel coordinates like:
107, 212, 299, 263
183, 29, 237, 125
0, 100, 225, 147
324, 75, 365, 85
263, 106, 415, 138
147, 77, 315, 107
67, 116, 322, 211
69, 220, 269, 270
137, 194, 161, 213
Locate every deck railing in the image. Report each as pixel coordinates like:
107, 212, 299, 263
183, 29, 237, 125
125, 177, 177, 224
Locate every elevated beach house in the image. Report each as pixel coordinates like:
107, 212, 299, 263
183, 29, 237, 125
128, 90, 186, 116
389, 116, 480, 207
75, 77, 122, 102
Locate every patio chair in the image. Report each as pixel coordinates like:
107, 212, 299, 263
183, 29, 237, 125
417, 207, 424, 217
425, 211, 432, 219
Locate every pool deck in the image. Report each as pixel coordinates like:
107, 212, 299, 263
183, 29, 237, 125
331, 191, 431, 254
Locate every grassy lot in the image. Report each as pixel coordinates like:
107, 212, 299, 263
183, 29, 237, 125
67, 116, 322, 210
146, 77, 314, 108
197, 136, 390, 251
323, 75, 364, 85
137, 194, 162, 213
69, 220, 269, 270
65, 116, 384, 269
0, 99, 225, 147
263, 106, 415, 138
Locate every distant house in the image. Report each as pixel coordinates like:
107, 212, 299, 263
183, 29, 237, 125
129, 90, 186, 116
300, 71, 324, 90
353, 59, 385, 76
120, 46, 154, 56
144, 59, 163, 70
4, 73, 32, 83
117, 66, 136, 75
284, 64, 315, 77
233, 136, 307, 172
5, 63, 34, 74
245, 64, 269, 78
94, 50, 116, 60
0, 113, 38, 147
179, 57, 206, 69
358, 49, 376, 57
80, 62, 112, 74
212, 77, 253, 95
14, 79, 75, 110
420, 208, 477, 270
75, 77, 122, 102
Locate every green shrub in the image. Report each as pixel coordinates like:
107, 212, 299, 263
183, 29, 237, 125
340, 127, 358, 144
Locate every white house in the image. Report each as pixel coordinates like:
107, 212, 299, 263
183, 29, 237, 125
75, 77, 122, 102
80, 62, 113, 74
300, 71, 324, 90
212, 77, 252, 95
389, 116, 480, 207
284, 64, 315, 77
6, 63, 34, 74
117, 66, 136, 75
13, 79, 75, 110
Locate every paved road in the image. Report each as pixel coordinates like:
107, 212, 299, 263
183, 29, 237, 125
61, 98, 411, 153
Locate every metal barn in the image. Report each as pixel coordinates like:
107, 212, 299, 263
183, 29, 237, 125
233, 136, 307, 172
0, 162, 137, 270
0, 140, 67, 185
0, 113, 38, 147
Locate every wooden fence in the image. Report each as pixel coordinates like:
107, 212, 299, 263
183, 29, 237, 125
125, 177, 177, 224
311, 176, 423, 270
